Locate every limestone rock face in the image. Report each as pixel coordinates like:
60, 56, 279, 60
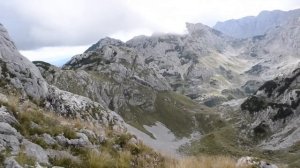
46, 85, 125, 131
0, 24, 48, 101
126, 23, 246, 104
36, 38, 171, 114
241, 67, 300, 149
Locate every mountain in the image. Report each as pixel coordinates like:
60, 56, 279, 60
214, 9, 300, 39
3, 7, 300, 167
0, 23, 167, 168
34, 35, 225, 141
126, 23, 249, 106
238, 17, 300, 81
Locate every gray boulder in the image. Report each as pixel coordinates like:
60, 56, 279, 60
0, 122, 21, 137
42, 133, 57, 145
22, 139, 49, 164
4, 157, 23, 168
0, 107, 18, 125
0, 134, 20, 154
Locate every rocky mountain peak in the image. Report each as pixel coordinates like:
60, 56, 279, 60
84, 37, 124, 53
186, 22, 222, 37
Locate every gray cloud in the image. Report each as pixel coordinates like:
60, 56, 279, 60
1, 0, 299, 50
0, 0, 147, 49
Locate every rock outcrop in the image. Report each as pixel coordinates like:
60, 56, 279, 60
0, 24, 48, 101
241, 66, 300, 150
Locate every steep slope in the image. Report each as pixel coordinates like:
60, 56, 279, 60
214, 9, 300, 39
241, 66, 300, 150
127, 23, 249, 106
35, 37, 226, 140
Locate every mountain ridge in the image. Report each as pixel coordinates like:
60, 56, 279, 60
214, 8, 300, 39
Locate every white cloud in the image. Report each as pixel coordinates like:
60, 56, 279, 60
1, 0, 299, 50
1, 0, 300, 65
125, 0, 300, 33
1, 0, 146, 49
20, 45, 89, 66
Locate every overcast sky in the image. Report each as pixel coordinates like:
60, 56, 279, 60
1, 0, 300, 65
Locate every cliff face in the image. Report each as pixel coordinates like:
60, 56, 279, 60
241, 66, 300, 150
0, 24, 48, 100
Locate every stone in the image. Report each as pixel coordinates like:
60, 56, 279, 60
4, 157, 23, 168
22, 139, 49, 164
55, 135, 69, 146
0, 122, 20, 137
42, 133, 57, 145
80, 129, 97, 140
0, 134, 20, 154
0, 107, 19, 125
69, 133, 92, 147
236, 156, 278, 168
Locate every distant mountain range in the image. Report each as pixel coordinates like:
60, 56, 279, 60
214, 9, 300, 39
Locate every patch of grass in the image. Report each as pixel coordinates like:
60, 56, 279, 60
164, 155, 247, 168
50, 157, 81, 168
15, 151, 36, 166
181, 126, 253, 157
15, 108, 77, 139
121, 91, 218, 138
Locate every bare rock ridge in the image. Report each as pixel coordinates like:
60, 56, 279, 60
214, 8, 300, 39
126, 22, 246, 106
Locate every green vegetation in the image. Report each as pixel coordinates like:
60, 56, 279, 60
181, 126, 250, 156
15, 108, 77, 139
15, 149, 36, 166
49, 133, 164, 168
120, 91, 220, 138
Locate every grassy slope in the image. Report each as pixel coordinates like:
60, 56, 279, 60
180, 109, 300, 168
121, 91, 225, 139
0, 94, 165, 168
